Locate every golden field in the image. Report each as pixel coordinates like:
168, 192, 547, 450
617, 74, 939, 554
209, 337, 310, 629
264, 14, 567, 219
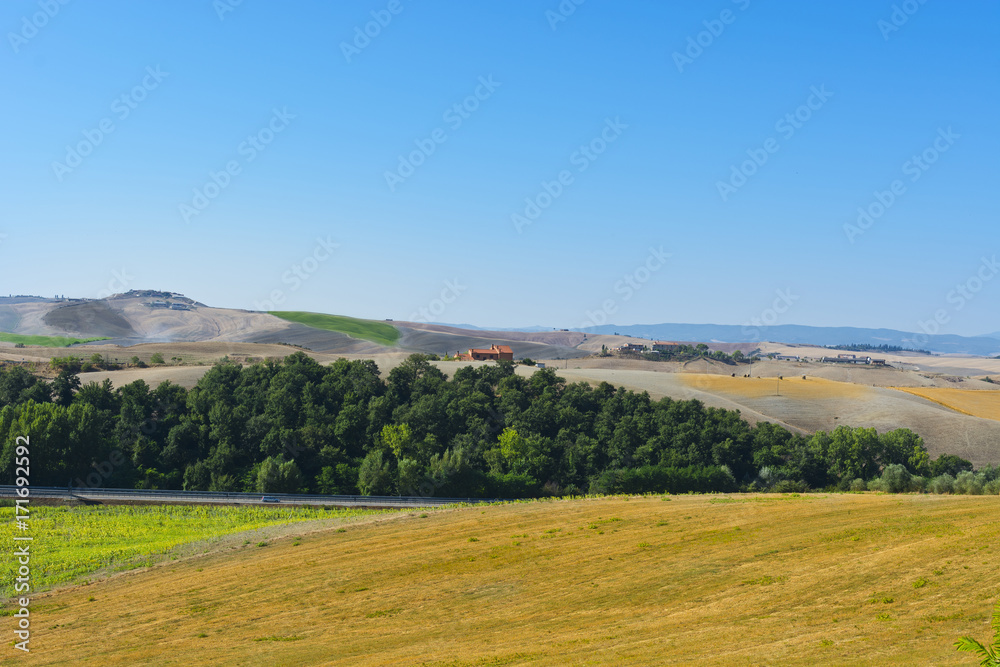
18, 494, 1000, 665
891, 386, 1000, 422
681, 373, 867, 400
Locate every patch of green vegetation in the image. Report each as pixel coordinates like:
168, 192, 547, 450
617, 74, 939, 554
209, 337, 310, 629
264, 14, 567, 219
742, 575, 786, 586
268, 311, 399, 346
0, 332, 111, 347
0, 505, 378, 599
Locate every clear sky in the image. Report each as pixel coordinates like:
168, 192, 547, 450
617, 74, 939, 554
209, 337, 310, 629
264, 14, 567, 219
2, 1, 997, 336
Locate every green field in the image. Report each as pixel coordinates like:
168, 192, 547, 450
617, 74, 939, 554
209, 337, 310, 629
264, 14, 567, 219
0, 332, 111, 347
0, 504, 380, 600
269, 311, 400, 346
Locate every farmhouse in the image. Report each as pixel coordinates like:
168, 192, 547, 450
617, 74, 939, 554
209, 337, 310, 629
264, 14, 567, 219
820, 355, 879, 365
652, 341, 683, 352
456, 344, 514, 362
614, 343, 647, 354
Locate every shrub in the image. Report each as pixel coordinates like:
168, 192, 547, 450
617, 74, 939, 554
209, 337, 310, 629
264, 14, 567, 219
867, 478, 888, 492
849, 478, 867, 492
909, 475, 927, 493
953, 471, 984, 495
592, 465, 737, 495
150, 353, 165, 365
984, 478, 1000, 496
880, 464, 912, 494
927, 474, 955, 494
770, 479, 809, 493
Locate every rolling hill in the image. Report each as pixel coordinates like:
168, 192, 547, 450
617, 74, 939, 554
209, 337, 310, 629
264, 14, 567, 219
21, 495, 1000, 665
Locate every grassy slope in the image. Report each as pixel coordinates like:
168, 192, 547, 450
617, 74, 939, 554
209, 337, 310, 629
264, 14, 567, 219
0, 505, 379, 599
19, 495, 1000, 665
0, 332, 110, 347
269, 311, 399, 347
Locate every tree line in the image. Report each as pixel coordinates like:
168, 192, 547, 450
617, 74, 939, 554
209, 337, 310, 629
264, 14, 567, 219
0, 353, 992, 498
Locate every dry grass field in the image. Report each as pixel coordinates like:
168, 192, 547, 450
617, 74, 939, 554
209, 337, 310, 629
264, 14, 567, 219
682, 374, 867, 401
21, 495, 1000, 665
891, 387, 1000, 422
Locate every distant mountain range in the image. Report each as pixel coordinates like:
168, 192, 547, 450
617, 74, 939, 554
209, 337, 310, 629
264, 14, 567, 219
555, 323, 1000, 356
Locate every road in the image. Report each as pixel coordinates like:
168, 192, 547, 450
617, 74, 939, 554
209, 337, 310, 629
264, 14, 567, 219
0, 486, 495, 509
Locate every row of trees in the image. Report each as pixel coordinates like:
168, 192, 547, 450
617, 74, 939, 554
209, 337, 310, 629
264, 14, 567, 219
600, 343, 754, 365
0, 354, 987, 497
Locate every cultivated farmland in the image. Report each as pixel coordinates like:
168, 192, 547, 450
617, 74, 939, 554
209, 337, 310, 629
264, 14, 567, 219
11, 494, 1000, 665
891, 386, 1000, 422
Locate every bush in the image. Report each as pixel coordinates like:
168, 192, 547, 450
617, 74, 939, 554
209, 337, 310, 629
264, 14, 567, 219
953, 471, 984, 495
770, 479, 809, 493
927, 473, 955, 494
592, 465, 737, 495
867, 478, 888, 492
849, 478, 867, 493
880, 463, 912, 493
150, 353, 165, 365
984, 478, 1000, 495
487, 472, 540, 499
909, 475, 926, 493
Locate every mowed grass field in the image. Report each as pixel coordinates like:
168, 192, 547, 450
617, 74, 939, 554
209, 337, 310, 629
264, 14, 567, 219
269, 311, 400, 347
681, 373, 867, 400
0, 332, 110, 347
19, 495, 1000, 665
891, 386, 1000, 421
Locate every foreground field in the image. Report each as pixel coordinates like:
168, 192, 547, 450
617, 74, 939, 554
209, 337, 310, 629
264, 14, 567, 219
19, 495, 1000, 665
0, 505, 378, 599
891, 386, 1000, 422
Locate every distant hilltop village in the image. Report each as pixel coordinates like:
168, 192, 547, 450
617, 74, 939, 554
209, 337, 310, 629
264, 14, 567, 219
4, 289, 200, 306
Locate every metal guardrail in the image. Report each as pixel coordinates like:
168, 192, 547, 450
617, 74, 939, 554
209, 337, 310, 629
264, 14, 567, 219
0, 486, 496, 507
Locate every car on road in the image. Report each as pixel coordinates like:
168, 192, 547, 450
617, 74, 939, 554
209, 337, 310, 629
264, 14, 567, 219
260, 496, 280, 503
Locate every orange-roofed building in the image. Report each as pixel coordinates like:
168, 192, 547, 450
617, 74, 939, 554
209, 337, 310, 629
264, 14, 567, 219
463, 344, 514, 361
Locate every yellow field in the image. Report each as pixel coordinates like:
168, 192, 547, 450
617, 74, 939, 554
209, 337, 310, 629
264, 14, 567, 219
23, 495, 1000, 665
682, 373, 867, 400
892, 387, 1000, 421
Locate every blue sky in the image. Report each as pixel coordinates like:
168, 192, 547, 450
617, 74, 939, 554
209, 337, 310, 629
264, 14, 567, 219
1, 0, 997, 336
